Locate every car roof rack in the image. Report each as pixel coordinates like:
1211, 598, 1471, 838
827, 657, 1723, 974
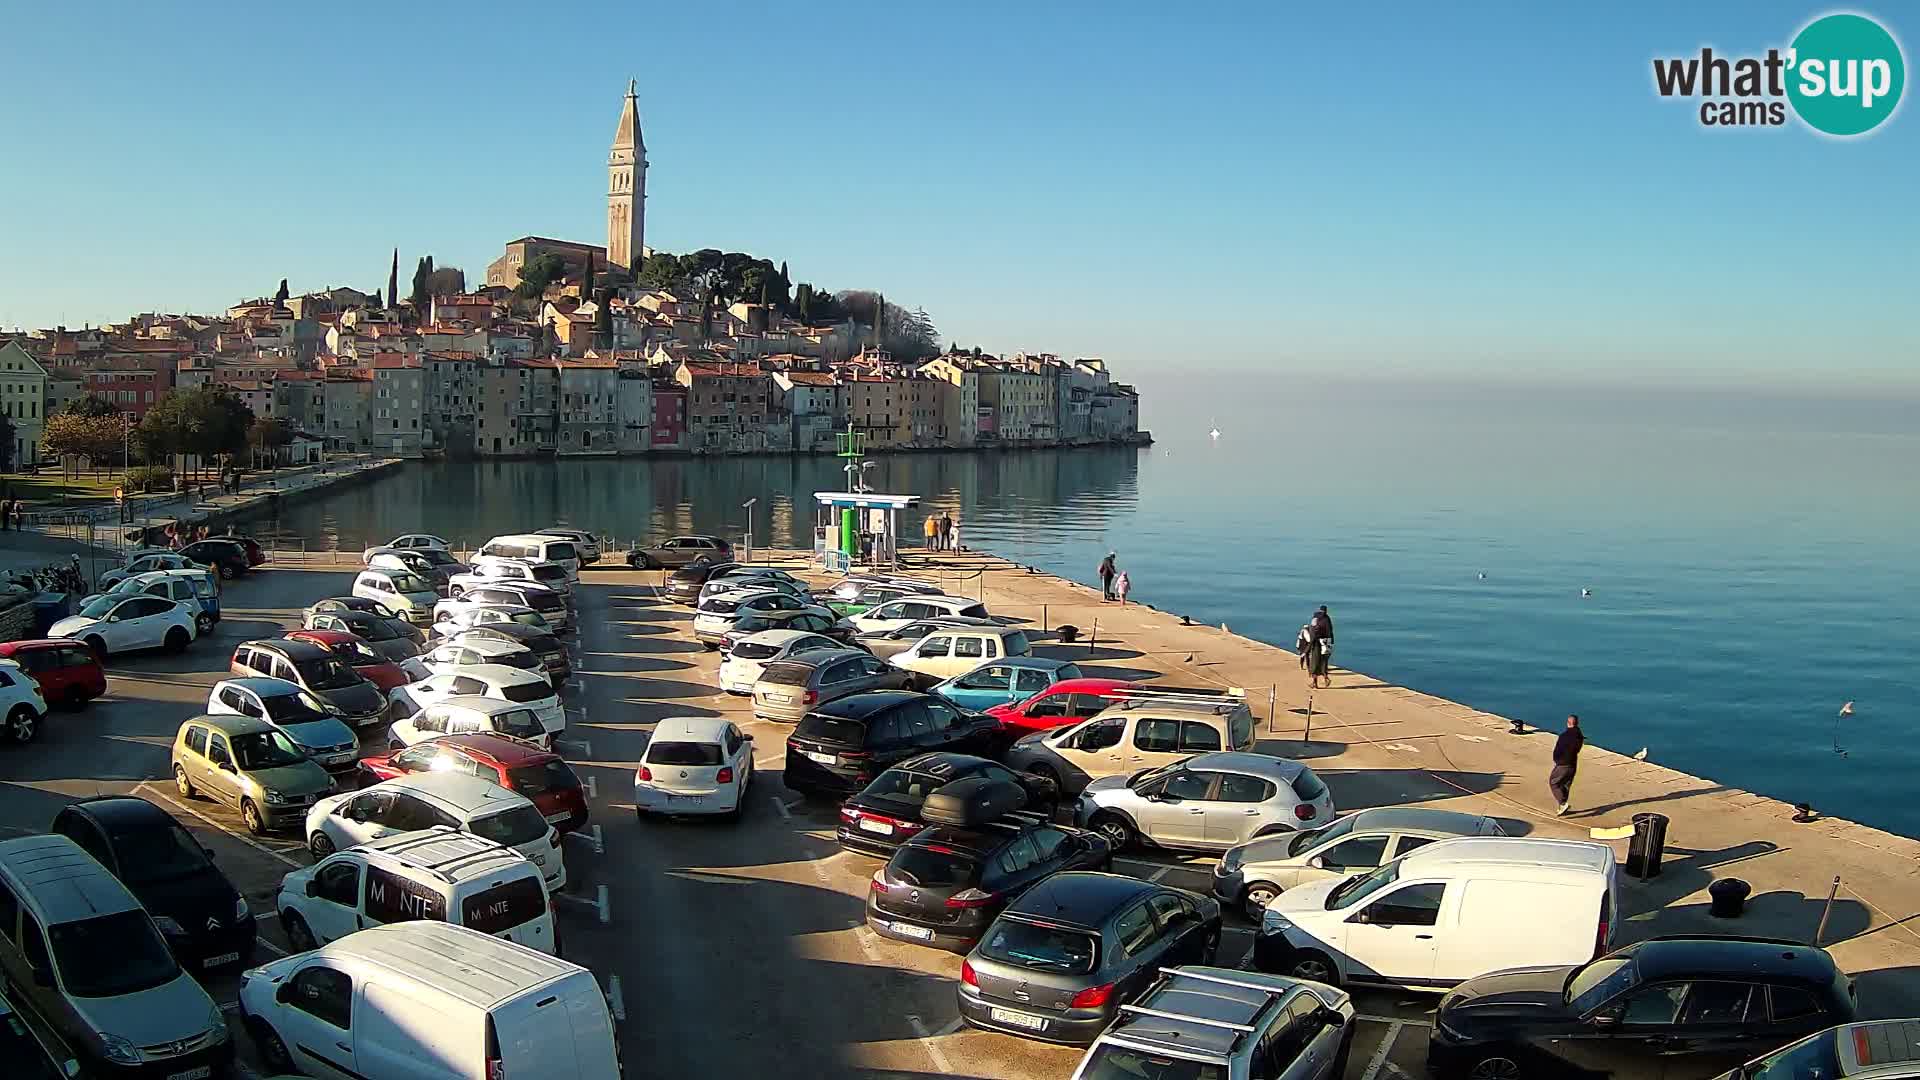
1101, 685, 1247, 710
1113, 970, 1297, 1057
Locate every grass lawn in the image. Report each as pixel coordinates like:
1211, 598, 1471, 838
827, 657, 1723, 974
1, 472, 131, 505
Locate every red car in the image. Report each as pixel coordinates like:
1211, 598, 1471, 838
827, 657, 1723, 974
985, 677, 1138, 736
354, 732, 590, 832
285, 628, 409, 692
0, 639, 109, 709
229, 535, 269, 567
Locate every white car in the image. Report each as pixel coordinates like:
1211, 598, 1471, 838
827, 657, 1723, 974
50, 594, 198, 658
435, 583, 573, 632
304, 770, 566, 888
716, 629, 845, 694
535, 527, 602, 564
633, 715, 753, 820
0, 659, 49, 744
697, 575, 810, 604
96, 550, 201, 590
362, 533, 450, 561
430, 602, 555, 639
353, 568, 440, 625
82, 569, 219, 634
398, 637, 543, 683
387, 694, 557, 749
450, 557, 573, 599
393, 664, 564, 737
692, 589, 831, 648
847, 594, 992, 635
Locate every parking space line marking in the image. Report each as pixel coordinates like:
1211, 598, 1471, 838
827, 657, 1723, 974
257, 938, 287, 957
133, 784, 301, 869
1147, 865, 1172, 882
563, 823, 606, 855
1359, 1020, 1404, 1080
934, 1017, 964, 1037
1356, 1014, 1431, 1027
583, 775, 597, 800
607, 976, 627, 1023
905, 1015, 955, 1075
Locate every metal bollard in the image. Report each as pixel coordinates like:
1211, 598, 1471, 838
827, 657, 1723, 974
1813, 875, 1841, 946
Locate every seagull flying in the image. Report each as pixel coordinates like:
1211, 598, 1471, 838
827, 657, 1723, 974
1581, 588, 1592, 597
1839, 701, 1854, 717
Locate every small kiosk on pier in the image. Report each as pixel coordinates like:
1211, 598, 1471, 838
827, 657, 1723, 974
812, 491, 921, 572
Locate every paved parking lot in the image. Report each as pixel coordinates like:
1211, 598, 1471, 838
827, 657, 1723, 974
0, 565, 1446, 1078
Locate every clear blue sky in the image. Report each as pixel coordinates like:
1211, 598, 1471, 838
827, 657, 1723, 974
1, 1, 1913, 384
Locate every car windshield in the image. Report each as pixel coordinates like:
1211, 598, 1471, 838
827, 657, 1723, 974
1327, 860, 1399, 909
1078, 1047, 1225, 1080
1566, 957, 1638, 1013
1742, 1029, 1842, 1079
470, 806, 549, 846
979, 919, 1098, 975
508, 760, 579, 796
77, 596, 119, 619
890, 845, 978, 887
48, 909, 182, 998
262, 691, 332, 724
331, 640, 382, 665
360, 619, 403, 641
865, 768, 943, 802
1289, 814, 1355, 856
1290, 768, 1328, 802
390, 573, 433, 594
416, 549, 460, 567
498, 680, 552, 704
795, 714, 866, 745
296, 657, 361, 691
730, 641, 782, 660
532, 566, 566, 583
509, 610, 550, 628
760, 661, 813, 687
649, 741, 723, 766
703, 599, 741, 614
109, 823, 212, 886
229, 729, 308, 769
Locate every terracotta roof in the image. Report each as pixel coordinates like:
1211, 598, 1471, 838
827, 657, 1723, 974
371, 353, 419, 370
781, 371, 838, 386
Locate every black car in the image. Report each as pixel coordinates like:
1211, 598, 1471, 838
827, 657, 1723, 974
784, 691, 1003, 798
304, 607, 425, 660
868, 813, 1109, 952
178, 538, 252, 579
448, 623, 572, 682
0, 990, 78, 1080
839, 753, 1059, 857
958, 872, 1222, 1046
627, 535, 733, 570
1428, 935, 1858, 1080
662, 561, 744, 603
49, 797, 258, 972
723, 610, 865, 653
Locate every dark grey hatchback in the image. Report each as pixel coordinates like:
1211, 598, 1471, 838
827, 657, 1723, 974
958, 871, 1222, 1046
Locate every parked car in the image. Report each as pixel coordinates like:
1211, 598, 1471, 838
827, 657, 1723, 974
721, 609, 864, 653
84, 568, 219, 633
354, 732, 588, 832
662, 560, 749, 603
632, 715, 755, 820
1071, 967, 1355, 1080
0, 834, 234, 1078
398, 636, 544, 683
237, 921, 618, 1080
751, 649, 912, 724
364, 533, 450, 559
627, 534, 733, 569
453, 558, 573, 600
432, 601, 554, 639
838, 752, 1060, 858
819, 574, 942, 602
285, 627, 410, 692
1708, 1018, 1920, 1080
1255, 836, 1619, 990
1429, 936, 1857, 1080
437, 583, 573, 632
477, 533, 582, 580
717, 629, 846, 693
446, 622, 571, 683
887, 625, 1035, 686
986, 676, 1137, 737
823, 580, 946, 617
353, 567, 441, 625
1075, 752, 1336, 853
1003, 691, 1258, 795
228, 638, 389, 727
49, 593, 197, 659
0, 661, 48, 745
170, 713, 336, 834
0, 638, 102, 712
179, 538, 252, 579
852, 617, 999, 661
207, 678, 362, 773
536, 527, 602, 564
50, 796, 258, 972
393, 664, 564, 741
96, 549, 201, 590
1214, 807, 1506, 920
385, 693, 557, 751
868, 812, 1110, 952
222, 534, 269, 567
305, 594, 398, 621
958, 872, 1222, 1046
0, 988, 80, 1080
692, 589, 831, 648
933, 657, 1083, 713
306, 771, 566, 889
277, 827, 558, 954
847, 594, 993, 634
303, 607, 426, 660
783, 690, 1002, 798
364, 546, 457, 592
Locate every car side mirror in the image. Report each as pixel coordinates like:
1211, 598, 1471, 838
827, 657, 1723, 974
742, 733, 754, 742
305, 879, 320, 898
1590, 1009, 1622, 1028
218, 760, 236, 773
1308, 855, 1326, 869
276, 981, 296, 1004
1316, 1006, 1346, 1028
105, 615, 120, 623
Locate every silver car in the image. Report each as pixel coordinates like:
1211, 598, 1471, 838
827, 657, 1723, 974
1070, 967, 1353, 1080
750, 649, 910, 723
1074, 752, 1335, 854
693, 589, 831, 648
852, 617, 998, 661
1211, 806, 1504, 919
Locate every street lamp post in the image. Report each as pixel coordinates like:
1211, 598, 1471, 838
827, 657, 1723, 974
741, 497, 757, 563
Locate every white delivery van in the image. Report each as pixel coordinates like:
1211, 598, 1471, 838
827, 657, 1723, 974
477, 534, 581, 581
1253, 836, 1617, 991
277, 827, 558, 955
353, 568, 440, 626
237, 920, 618, 1080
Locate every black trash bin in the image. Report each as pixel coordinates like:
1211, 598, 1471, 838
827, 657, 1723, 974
1625, 812, 1669, 879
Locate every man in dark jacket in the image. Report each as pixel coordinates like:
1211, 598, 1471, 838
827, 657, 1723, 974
1098, 552, 1117, 600
1550, 714, 1584, 815
1305, 605, 1335, 689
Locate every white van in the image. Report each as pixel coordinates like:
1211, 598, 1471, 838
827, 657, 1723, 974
1253, 836, 1617, 991
237, 920, 618, 1080
477, 534, 581, 581
277, 827, 559, 955
353, 568, 440, 626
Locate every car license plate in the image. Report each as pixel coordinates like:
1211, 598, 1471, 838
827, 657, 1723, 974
202, 951, 240, 967
858, 819, 893, 835
666, 794, 699, 803
805, 751, 836, 765
544, 811, 571, 823
168, 1068, 212, 1080
887, 920, 934, 941
989, 1007, 1048, 1032
768, 692, 793, 703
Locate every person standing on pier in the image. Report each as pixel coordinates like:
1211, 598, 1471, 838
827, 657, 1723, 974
924, 513, 939, 551
939, 511, 954, 552
1549, 714, 1584, 816
1099, 552, 1118, 600
1305, 605, 1335, 689
1114, 570, 1131, 605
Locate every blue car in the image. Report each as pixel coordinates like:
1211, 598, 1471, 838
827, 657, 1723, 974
931, 657, 1084, 713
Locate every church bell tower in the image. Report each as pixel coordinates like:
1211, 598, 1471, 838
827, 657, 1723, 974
607, 79, 647, 273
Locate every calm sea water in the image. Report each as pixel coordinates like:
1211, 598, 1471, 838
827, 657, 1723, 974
254, 375, 1920, 836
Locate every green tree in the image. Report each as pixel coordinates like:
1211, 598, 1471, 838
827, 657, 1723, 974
65, 394, 120, 419
514, 253, 569, 300
42, 413, 123, 474
636, 251, 690, 291
387, 248, 399, 309
410, 256, 432, 309
139, 386, 254, 469
424, 265, 466, 296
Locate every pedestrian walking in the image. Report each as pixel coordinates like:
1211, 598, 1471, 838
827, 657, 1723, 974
948, 521, 961, 552
1305, 605, 1334, 689
1549, 714, 1584, 815
11, 501, 24, 531
1098, 551, 1117, 600
938, 511, 954, 552
1113, 570, 1130, 605
924, 513, 939, 551
1295, 624, 1314, 672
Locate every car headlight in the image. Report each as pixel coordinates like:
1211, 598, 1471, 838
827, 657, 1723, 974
1221, 846, 1244, 872
234, 895, 250, 919
1261, 908, 1292, 935
209, 1001, 231, 1042
98, 1033, 140, 1065
263, 789, 290, 805
152, 915, 184, 937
